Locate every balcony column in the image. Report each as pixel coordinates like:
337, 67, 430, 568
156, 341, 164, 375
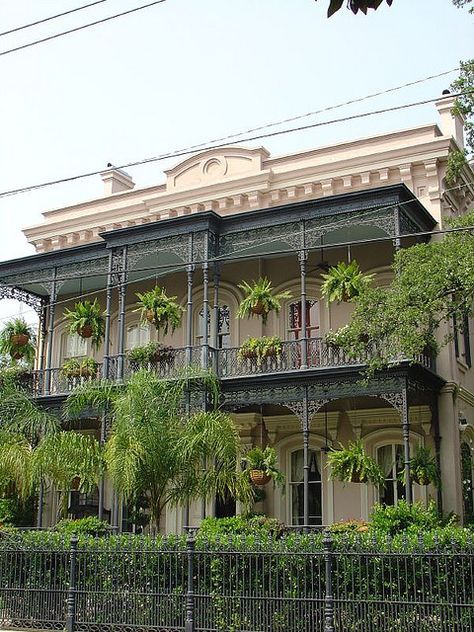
44, 268, 58, 396
431, 395, 443, 514
186, 265, 194, 364
393, 207, 401, 251
116, 246, 128, 381
299, 251, 308, 370
201, 262, 209, 370
302, 385, 310, 530
102, 250, 114, 379
212, 263, 221, 349
401, 383, 412, 504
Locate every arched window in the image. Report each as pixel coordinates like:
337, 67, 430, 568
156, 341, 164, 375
126, 323, 150, 350
196, 305, 231, 349
287, 300, 319, 341
61, 332, 88, 361
289, 448, 322, 525
461, 442, 474, 524
377, 444, 407, 506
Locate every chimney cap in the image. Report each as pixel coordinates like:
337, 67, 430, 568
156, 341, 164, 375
442, 89, 451, 95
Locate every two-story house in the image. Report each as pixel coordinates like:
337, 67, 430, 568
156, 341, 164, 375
1, 93, 473, 532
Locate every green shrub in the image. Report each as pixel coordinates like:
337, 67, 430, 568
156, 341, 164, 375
55, 516, 110, 536
0, 496, 35, 527
198, 515, 284, 539
369, 500, 456, 536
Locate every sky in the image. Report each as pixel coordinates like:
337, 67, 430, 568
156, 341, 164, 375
0, 0, 472, 324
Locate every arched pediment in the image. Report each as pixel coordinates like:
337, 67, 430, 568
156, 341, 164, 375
165, 146, 270, 191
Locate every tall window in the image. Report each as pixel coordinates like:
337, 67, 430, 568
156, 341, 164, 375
289, 449, 322, 525
126, 323, 150, 350
461, 442, 474, 524
377, 444, 406, 506
454, 313, 472, 367
196, 305, 231, 348
287, 300, 319, 341
62, 333, 88, 361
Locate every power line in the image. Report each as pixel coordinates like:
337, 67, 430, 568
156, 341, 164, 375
0, 0, 112, 38
0, 88, 469, 200
0, 181, 471, 324
0, 0, 167, 58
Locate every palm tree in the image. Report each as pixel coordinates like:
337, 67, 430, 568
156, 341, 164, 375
65, 368, 253, 531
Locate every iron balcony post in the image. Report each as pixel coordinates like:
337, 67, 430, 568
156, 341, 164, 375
184, 529, 196, 632
65, 534, 78, 632
299, 250, 308, 370
44, 268, 57, 396
323, 529, 335, 632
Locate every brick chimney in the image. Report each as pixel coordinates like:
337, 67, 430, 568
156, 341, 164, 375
435, 91, 465, 149
100, 165, 135, 195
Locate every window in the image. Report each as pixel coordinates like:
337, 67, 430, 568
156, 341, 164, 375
377, 444, 407, 506
196, 305, 231, 349
287, 300, 319, 341
62, 333, 88, 360
289, 449, 322, 525
461, 442, 474, 524
454, 313, 472, 367
126, 323, 150, 350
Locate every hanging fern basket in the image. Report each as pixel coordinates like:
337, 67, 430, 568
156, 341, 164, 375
145, 309, 155, 324
350, 471, 366, 483
11, 333, 29, 347
11, 349, 25, 360
411, 472, 431, 486
250, 301, 265, 316
78, 325, 93, 339
250, 469, 272, 486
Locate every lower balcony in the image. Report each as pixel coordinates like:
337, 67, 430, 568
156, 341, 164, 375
24, 337, 435, 398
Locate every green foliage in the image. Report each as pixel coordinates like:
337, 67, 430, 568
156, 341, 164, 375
237, 278, 291, 325
399, 446, 440, 487
317, 0, 393, 18
61, 357, 99, 378
445, 148, 469, 186
370, 500, 456, 536
451, 58, 474, 154
242, 446, 285, 485
134, 286, 184, 335
198, 515, 284, 539
0, 363, 31, 388
0, 318, 36, 363
0, 496, 35, 527
238, 336, 282, 365
332, 211, 474, 375
328, 440, 385, 486
63, 299, 105, 350
0, 430, 33, 499
67, 368, 252, 529
321, 260, 374, 303
126, 341, 175, 366
55, 516, 110, 535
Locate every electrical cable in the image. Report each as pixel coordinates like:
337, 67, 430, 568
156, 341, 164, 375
0, 0, 112, 38
0, 85, 468, 200
0, 0, 168, 58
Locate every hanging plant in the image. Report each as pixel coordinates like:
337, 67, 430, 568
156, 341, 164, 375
242, 446, 285, 487
126, 341, 175, 368
64, 299, 105, 349
135, 287, 184, 335
328, 440, 385, 486
237, 278, 292, 324
61, 357, 98, 379
398, 446, 440, 487
0, 318, 36, 362
238, 336, 282, 365
321, 260, 374, 303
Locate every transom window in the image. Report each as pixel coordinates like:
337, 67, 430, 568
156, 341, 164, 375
377, 444, 407, 506
289, 448, 322, 525
196, 305, 231, 349
62, 333, 88, 360
126, 323, 151, 350
287, 300, 319, 341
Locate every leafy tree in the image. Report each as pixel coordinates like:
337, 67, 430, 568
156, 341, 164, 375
65, 368, 253, 531
316, 0, 393, 17
333, 211, 474, 375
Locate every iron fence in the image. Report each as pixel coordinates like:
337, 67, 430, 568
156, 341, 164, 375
0, 530, 472, 632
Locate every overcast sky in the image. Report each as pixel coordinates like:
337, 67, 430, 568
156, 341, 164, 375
0, 0, 472, 322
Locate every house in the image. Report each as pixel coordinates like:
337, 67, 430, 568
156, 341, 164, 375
1, 93, 474, 532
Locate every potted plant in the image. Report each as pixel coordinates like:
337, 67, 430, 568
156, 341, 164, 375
0, 362, 32, 388
238, 336, 282, 365
328, 440, 385, 486
0, 318, 36, 362
237, 278, 292, 324
127, 341, 175, 368
242, 446, 285, 486
399, 446, 440, 487
61, 357, 98, 379
135, 286, 184, 335
321, 260, 374, 303
64, 299, 105, 349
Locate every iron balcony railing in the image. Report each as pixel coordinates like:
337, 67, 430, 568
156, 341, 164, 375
25, 338, 434, 397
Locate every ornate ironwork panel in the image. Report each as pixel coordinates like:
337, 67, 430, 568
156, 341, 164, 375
0, 284, 45, 316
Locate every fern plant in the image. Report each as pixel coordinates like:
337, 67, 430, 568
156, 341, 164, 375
398, 446, 440, 487
242, 446, 285, 486
63, 299, 105, 349
237, 278, 291, 324
238, 336, 282, 365
135, 287, 184, 335
61, 357, 98, 378
328, 440, 385, 486
0, 318, 36, 363
321, 260, 374, 303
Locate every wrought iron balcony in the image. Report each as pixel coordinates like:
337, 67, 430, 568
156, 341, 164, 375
24, 338, 434, 398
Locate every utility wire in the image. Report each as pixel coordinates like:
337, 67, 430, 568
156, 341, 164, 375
0, 181, 471, 324
0, 0, 112, 38
0, 0, 167, 58
0, 87, 469, 200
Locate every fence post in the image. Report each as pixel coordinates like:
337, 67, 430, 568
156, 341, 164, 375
65, 534, 78, 632
185, 529, 195, 632
323, 529, 335, 632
